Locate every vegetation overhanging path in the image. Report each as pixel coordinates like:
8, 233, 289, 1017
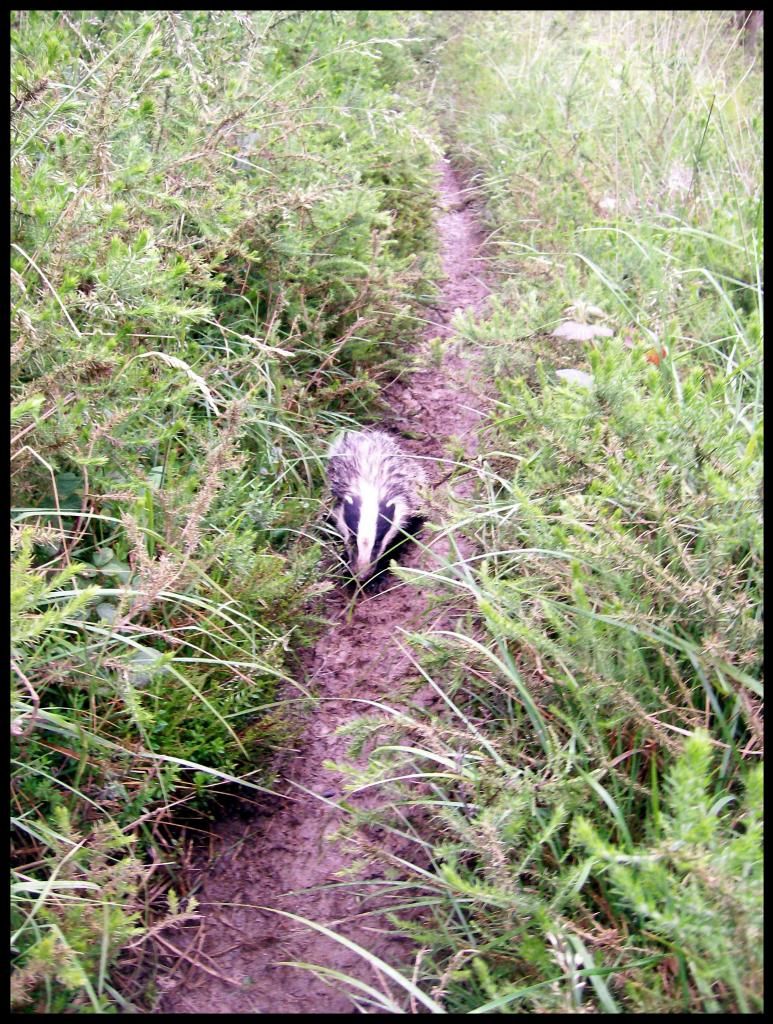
154, 156, 490, 1014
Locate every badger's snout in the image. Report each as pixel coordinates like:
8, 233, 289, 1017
352, 541, 376, 582
339, 525, 376, 583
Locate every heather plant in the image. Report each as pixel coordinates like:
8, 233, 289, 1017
11, 9, 437, 1009
10, 807, 147, 1013
573, 732, 763, 1012
11, 9, 763, 1014
334, 712, 761, 1012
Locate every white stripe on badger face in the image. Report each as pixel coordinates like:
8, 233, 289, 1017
354, 481, 379, 580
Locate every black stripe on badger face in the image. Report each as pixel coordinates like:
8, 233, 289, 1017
374, 499, 396, 559
342, 494, 361, 535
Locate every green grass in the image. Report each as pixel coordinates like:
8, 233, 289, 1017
11, 9, 763, 1014
320, 10, 762, 1015
11, 9, 439, 1010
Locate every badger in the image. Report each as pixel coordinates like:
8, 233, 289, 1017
326, 429, 427, 585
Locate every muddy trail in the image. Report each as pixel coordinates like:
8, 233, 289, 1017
154, 157, 490, 1014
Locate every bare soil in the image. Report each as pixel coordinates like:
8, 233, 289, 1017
153, 157, 490, 1014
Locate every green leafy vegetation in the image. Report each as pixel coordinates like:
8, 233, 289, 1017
11, 9, 763, 1014
326, 10, 761, 1015
11, 9, 437, 1010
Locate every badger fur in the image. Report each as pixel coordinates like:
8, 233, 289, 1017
327, 429, 427, 585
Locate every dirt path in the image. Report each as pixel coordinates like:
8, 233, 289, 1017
153, 157, 490, 1014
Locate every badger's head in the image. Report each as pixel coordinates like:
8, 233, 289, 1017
332, 484, 410, 584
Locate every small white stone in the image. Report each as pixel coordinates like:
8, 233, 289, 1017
556, 368, 594, 389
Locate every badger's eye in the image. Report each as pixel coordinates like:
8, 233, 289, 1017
342, 494, 361, 533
